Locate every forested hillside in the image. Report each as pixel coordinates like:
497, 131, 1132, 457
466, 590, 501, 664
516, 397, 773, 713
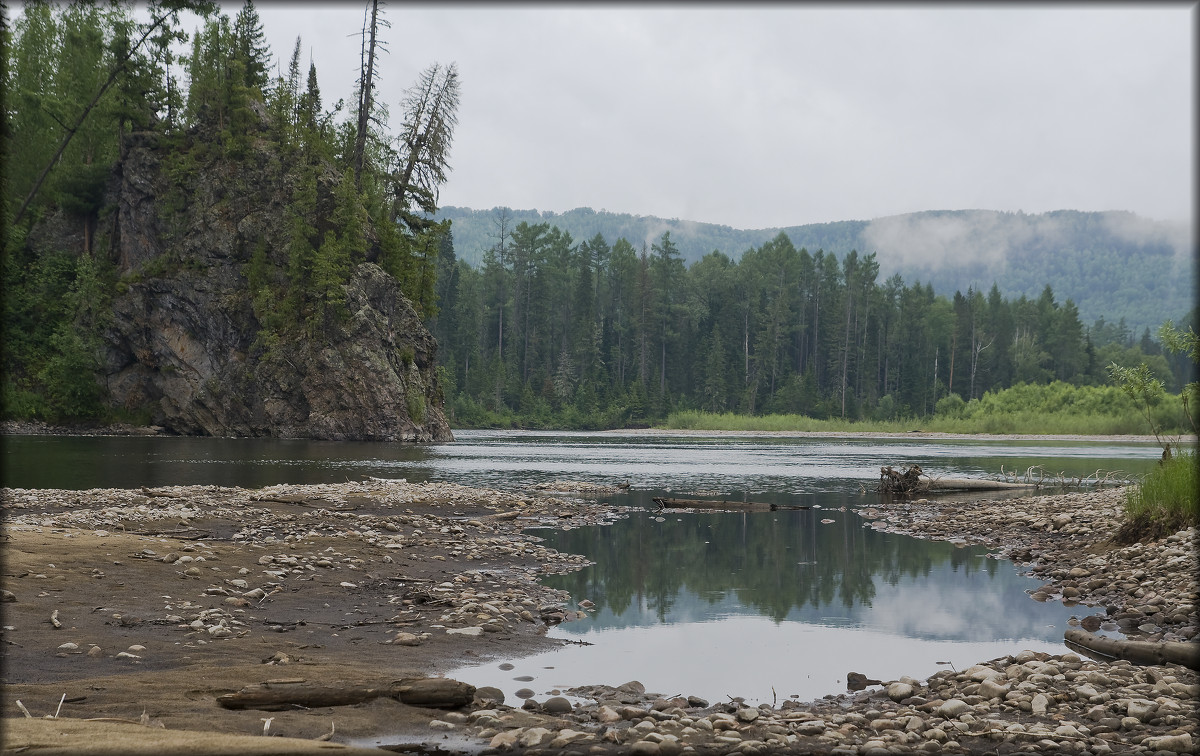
435, 206, 1193, 336
3, 1, 1192, 435
4, 0, 457, 438
429, 223, 1194, 429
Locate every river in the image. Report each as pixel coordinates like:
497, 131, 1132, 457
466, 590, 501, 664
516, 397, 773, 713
1, 429, 1163, 704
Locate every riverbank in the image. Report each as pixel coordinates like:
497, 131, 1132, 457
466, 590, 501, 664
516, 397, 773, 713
602, 427, 1181, 444
1, 419, 172, 436
6, 417, 1192, 445
2, 480, 1196, 755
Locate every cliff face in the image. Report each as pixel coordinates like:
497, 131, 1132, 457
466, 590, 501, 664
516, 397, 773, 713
94, 133, 452, 442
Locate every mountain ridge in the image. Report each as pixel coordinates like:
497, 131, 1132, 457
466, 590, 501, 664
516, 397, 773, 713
434, 205, 1194, 335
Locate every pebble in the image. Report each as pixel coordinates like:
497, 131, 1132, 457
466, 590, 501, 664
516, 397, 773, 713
887, 682, 914, 702
936, 699, 970, 718
446, 626, 482, 636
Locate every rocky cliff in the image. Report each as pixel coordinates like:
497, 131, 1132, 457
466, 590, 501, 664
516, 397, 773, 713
89, 132, 453, 442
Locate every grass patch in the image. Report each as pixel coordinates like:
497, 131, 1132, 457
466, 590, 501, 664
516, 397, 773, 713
918, 410, 1153, 436
666, 411, 916, 434
1114, 448, 1199, 543
662, 409, 1157, 436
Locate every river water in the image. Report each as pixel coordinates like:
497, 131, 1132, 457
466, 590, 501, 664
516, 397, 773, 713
1, 430, 1162, 704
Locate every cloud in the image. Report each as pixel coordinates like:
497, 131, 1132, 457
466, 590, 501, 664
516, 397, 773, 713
861, 209, 1196, 271
861, 211, 1014, 269
1100, 213, 1195, 261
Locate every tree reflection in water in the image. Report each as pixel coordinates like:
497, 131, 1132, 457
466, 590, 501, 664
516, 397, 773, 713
538, 500, 1037, 636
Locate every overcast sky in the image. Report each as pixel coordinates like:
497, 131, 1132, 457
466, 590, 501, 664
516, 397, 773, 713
214, 4, 1192, 230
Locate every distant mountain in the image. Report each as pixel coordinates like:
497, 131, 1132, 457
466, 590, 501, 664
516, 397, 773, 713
435, 206, 1194, 336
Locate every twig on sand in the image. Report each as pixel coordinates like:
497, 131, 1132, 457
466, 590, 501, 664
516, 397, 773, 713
54, 693, 65, 718
15, 700, 33, 718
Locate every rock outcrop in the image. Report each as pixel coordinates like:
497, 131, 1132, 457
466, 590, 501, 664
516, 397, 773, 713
104, 262, 451, 441
91, 133, 453, 441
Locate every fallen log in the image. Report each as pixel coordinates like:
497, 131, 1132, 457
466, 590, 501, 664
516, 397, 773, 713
878, 465, 1038, 495
216, 677, 476, 711
391, 677, 478, 708
1064, 628, 1200, 670
653, 497, 809, 511
921, 477, 1039, 492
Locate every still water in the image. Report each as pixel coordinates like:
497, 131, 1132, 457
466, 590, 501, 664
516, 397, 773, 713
2, 430, 1162, 704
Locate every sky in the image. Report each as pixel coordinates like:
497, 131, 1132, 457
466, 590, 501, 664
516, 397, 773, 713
200, 4, 1193, 229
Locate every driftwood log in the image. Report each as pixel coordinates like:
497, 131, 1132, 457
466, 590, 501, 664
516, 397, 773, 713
1064, 628, 1200, 670
878, 465, 1037, 495
920, 478, 1038, 492
216, 677, 476, 711
653, 497, 810, 511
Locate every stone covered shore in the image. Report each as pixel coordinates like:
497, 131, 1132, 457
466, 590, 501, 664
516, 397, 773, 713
1, 480, 1196, 755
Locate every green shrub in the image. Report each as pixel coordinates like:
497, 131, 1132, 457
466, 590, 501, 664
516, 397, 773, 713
405, 382, 426, 424
935, 393, 967, 418
2, 379, 47, 420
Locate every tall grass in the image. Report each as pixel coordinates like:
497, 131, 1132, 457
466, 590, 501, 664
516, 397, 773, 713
665, 381, 1190, 436
1123, 448, 1199, 534
664, 409, 1156, 436
666, 411, 912, 433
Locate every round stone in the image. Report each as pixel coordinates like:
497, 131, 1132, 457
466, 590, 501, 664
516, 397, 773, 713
542, 696, 572, 714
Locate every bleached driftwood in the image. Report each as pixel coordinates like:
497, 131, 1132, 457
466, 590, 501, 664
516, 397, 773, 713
216, 677, 476, 711
879, 465, 1037, 495
1065, 628, 1200, 670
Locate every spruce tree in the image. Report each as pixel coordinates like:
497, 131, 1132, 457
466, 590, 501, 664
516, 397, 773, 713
232, 0, 271, 94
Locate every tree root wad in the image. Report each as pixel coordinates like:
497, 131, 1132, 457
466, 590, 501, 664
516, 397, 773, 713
879, 465, 925, 495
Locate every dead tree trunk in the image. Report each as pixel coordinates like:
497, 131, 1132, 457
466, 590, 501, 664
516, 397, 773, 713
216, 677, 476, 711
353, 0, 381, 189
1065, 628, 1200, 670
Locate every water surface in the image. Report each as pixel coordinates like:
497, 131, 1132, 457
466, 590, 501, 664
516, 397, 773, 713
2, 430, 1159, 704
451, 506, 1096, 705
1, 429, 1159, 491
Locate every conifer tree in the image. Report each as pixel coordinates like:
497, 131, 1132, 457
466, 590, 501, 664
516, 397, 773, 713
6, 2, 61, 214
232, 0, 271, 94
391, 62, 459, 231
10, 0, 215, 226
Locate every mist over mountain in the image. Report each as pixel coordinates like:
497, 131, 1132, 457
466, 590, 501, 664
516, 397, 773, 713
435, 206, 1194, 335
